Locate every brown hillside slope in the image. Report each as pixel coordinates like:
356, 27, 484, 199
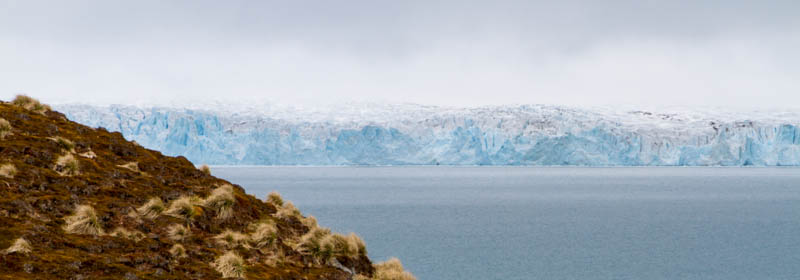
0, 96, 413, 279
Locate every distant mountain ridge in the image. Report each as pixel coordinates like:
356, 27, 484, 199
54, 103, 800, 166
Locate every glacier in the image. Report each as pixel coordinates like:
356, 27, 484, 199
53, 103, 800, 166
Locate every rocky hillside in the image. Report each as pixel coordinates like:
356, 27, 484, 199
0, 96, 415, 279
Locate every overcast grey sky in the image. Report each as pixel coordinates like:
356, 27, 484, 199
1, 0, 798, 108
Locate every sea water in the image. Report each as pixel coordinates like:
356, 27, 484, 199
213, 167, 800, 280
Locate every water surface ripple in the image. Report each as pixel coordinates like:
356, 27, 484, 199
213, 167, 800, 280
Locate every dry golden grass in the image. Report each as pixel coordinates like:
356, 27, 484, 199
164, 195, 202, 225
343, 232, 367, 258
63, 205, 104, 236
0, 163, 17, 179
169, 244, 188, 260
297, 227, 334, 265
351, 233, 368, 255
249, 222, 278, 249
263, 251, 286, 267
78, 150, 97, 159
204, 184, 236, 220
266, 191, 284, 207
11, 95, 50, 115
212, 251, 246, 279
110, 227, 145, 241
302, 215, 318, 229
274, 201, 301, 220
214, 229, 248, 249
48, 136, 75, 152
199, 164, 211, 175
319, 232, 366, 260
0, 118, 11, 139
117, 162, 140, 172
323, 234, 349, 257
167, 224, 191, 242
54, 154, 80, 176
4, 238, 32, 255
136, 197, 165, 219
372, 258, 417, 280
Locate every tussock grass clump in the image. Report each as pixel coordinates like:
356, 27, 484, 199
324, 232, 366, 260
49, 136, 75, 152
249, 222, 278, 249
136, 197, 165, 219
0, 118, 11, 139
4, 238, 32, 255
274, 201, 301, 220
371, 258, 417, 280
341, 232, 367, 258
167, 224, 191, 242
214, 229, 248, 249
323, 234, 349, 257
204, 184, 236, 220
302, 215, 318, 229
199, 164, 211, 175
164, 195, 202, 226
349, 233, 367, 256
169, 244, 188, 259
297, 227, 334, 264
63, 205, 104, 236
110, 227, 145, 241
297, 228, 368, 265
12, 95, 51, 115
266, 191, 284, 207
117, 162, 140, 172
54, 154, 80, 176
78, 150, 97, 159
0, 163, 17, 179
212, 251, 246, 279
263, 251, 286, 267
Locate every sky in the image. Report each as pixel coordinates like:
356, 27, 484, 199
1, 0, 798, 108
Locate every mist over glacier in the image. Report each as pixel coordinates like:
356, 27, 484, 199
53, 103, 800, 166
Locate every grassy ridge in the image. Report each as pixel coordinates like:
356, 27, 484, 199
0, 96, 414, 279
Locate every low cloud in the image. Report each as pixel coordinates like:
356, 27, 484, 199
1, 0, 798, 108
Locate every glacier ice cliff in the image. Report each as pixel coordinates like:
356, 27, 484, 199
53, 103, 800, 166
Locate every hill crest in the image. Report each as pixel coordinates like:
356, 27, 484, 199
0, 96, 414, 279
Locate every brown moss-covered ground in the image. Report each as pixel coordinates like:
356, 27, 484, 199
0, 101, 373, 279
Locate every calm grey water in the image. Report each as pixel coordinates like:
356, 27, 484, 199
212, 167, 800, 280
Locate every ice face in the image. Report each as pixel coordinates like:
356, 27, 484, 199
53, 103, 800, 166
